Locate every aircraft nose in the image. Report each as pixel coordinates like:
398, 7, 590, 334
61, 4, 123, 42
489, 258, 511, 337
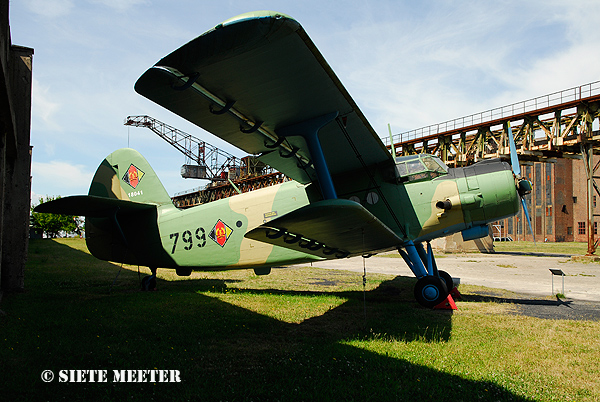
480, 164, 521, 221
459, 160, 520, 224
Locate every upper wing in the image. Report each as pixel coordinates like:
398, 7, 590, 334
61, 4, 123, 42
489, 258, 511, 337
134, 11, 394, 186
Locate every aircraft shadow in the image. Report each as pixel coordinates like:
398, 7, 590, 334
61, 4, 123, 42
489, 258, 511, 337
202, 275, 455, 343
13, 240, 533, 401
493, 250, 573, 258
460, 292, 600, 321
149, 277, 530, 400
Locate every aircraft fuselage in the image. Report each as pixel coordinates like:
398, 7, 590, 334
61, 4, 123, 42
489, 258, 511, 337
84, 154, 518, 272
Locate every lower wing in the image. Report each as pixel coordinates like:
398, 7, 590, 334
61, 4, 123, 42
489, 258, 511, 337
245, 199, 402, 259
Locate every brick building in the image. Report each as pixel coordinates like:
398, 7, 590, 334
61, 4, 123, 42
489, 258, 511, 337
493, 156, 598, 242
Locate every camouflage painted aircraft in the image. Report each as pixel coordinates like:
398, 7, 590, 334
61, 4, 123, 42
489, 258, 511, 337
35, 11, 532, 307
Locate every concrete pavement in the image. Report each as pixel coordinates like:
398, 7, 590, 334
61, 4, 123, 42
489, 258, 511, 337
302, 251, 600, 302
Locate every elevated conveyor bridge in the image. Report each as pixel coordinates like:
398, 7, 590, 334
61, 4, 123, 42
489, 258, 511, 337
383, 80, 600, 254
384, 81, 600, 165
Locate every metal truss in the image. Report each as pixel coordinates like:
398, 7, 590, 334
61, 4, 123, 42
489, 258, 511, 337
385, 81, 600, 166
384, 80, 600, 254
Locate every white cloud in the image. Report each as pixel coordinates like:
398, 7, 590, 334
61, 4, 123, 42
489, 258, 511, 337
31, 78, 61, 132
89, 0, 150, 13
30, 190, 45, 206
31, 160, 94, 197
315, 1, 600, 135
24, 0, 73, 18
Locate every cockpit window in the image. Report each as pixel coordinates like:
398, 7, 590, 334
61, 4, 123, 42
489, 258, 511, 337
406, 160, 425, 174
394, 154, 449, 183
395, 162, 408, 176
423, 155, 449, 173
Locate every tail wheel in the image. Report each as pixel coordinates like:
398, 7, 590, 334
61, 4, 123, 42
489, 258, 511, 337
414, 276, 448, 308
141, 275, 157, 291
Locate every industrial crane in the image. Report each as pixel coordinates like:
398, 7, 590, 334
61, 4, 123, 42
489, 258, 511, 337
125, 115, 242, 181
125, 115, 286, 208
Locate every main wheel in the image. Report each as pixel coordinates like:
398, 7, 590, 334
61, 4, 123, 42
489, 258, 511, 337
414, 276, 448, 308
438, 270, 454, 295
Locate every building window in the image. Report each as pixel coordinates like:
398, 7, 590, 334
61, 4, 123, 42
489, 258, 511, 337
573, 197, 578, 204
545, 163, 552, 207
595, 196, 597, 208
535, 164, 542, 206
567, 227, 573, 235
578, 222, 586, 235
595, 222, 598, 235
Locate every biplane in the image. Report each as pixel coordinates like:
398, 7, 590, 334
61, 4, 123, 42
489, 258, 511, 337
35, 11, 532, 307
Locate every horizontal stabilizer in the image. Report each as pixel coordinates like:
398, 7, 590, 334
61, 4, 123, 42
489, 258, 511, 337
33, 195, 156, 217
245, 199, 402, 258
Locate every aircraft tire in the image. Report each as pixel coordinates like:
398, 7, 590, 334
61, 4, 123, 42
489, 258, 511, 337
437, 270, 454, 296
141, 275, 157, 291
414, 276, 448, 308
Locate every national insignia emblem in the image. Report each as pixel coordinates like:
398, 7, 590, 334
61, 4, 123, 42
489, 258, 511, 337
209, 219, 233, 247
122, 164, 145, 189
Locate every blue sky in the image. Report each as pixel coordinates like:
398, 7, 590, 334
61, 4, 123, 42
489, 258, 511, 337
9, 0, 600, 203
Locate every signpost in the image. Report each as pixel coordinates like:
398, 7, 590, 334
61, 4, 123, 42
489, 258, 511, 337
549, 269, 565, 296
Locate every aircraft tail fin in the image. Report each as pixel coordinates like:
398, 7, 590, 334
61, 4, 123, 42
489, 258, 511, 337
34, 148, 174, 266
88, 148, 172, 206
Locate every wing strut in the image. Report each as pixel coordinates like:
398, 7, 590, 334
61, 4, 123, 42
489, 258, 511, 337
335, 117, 407, 237
276, 112, 339, 199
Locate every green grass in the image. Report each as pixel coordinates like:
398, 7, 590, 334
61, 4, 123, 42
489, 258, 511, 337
493, 241, 589, 255
1, 238, 599, 401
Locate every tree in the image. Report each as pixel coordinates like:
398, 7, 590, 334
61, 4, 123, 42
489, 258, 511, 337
30, 196, 82, 238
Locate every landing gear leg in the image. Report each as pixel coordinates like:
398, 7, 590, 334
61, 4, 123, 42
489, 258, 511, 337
141, 267, 157, 291
398, 241, 452, 308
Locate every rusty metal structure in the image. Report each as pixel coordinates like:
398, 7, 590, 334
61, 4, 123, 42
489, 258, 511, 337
384, 80, 600, 254
172, 171, 289, 208
125, 115, 240, 181
125, 115, 288, 208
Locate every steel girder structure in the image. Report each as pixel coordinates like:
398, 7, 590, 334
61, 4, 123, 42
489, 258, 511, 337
385, 81, 600, 253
